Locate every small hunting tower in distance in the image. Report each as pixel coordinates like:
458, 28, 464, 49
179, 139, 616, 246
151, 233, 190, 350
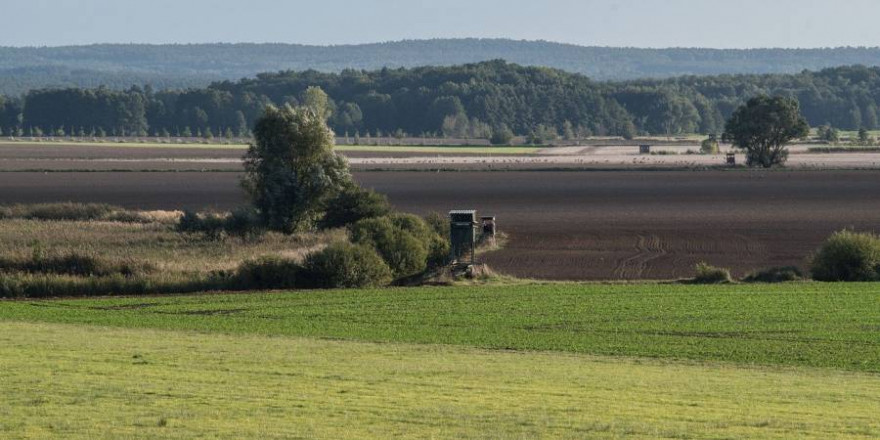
449, 210, 478, 265
639, 145, 652, 155
726, 152, 736, 166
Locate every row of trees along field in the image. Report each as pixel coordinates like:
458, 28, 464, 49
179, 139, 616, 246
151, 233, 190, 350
2, 61, 880, 140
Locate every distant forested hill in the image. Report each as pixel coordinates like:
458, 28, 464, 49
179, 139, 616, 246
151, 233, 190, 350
4, 39, 880, 94
5, 62, 880, 140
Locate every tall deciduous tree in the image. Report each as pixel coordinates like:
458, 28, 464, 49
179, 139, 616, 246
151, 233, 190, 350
242, 105, 351, 233
724, 96, 810, 168
302, 86, 333, 121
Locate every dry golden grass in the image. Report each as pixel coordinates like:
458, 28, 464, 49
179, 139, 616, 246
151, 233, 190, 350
0, 218, 343, 275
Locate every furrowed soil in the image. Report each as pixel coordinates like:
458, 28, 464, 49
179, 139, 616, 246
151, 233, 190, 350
2, 170, 878, 280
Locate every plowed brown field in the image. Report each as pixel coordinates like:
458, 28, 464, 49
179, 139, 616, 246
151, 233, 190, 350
2, 170, 878, 280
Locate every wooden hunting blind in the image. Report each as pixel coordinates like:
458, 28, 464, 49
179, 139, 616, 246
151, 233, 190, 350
639, 145, 651, 154
481, 216, 497, 238
449, 210, 478, 265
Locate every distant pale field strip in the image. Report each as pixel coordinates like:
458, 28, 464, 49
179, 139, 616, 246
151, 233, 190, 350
1, 321, 879, 440
3, 141, 880, 170
0, 141, 540, 155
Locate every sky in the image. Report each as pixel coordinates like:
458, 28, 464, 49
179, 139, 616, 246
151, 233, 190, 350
1, 0, 878, 49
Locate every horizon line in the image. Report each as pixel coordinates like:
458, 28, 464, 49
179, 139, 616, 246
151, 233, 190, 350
3, 37, 880, 51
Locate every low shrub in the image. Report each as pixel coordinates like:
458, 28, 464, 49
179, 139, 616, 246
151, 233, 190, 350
811, 230, 880, 282
490, 125, 515, 145
743, 266, 804, 283
350, 215, 432, 278
302, 242, 392, 288
423, 212, 452, 266
388, 213, 434, 241
427, 234, 451, 267
224, 208, 265, 239
177, 210, 227, 239
700, 138, 720, 154
692, 262, 732, 284
319, 186, 392, 229
235, 256, 302, 290
424, 212, 451, 238
177, 209, 263, 240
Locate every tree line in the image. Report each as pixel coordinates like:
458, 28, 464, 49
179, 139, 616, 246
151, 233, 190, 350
3, 61, 880, 139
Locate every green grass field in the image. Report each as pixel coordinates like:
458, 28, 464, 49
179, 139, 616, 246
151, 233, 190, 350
4, 283, 880, 438
3, 320, 879, 439
3, 283, 880, 371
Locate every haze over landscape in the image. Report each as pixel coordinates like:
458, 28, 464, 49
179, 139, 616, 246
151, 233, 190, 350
4, 0, 880, 48
3, 0, 880, 94
5, 2, 880, 439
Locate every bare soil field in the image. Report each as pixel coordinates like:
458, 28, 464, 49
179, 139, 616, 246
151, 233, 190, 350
2, 170, 878, 280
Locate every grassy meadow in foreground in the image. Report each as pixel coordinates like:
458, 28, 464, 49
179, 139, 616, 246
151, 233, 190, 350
3, 283, 880, 371
2, 321, 879, 440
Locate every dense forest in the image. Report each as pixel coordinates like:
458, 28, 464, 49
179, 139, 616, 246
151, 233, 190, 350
4, 39, 880, 94
3, 61, 880, 139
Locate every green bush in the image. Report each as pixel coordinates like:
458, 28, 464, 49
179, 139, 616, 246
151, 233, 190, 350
424, 212, 451, 238
388, 213, 434, 242
319, 186, 391, 229
177, 211, 227, 240
743, 266, 804, 283
692, 262, 732, 284
302, 242, 391, 288
811, 230, 880, 282
427, 234, 451, 267
700, 138, 720, 154
235, 256, 301, 289
350, 216, 430, 278
177, 209, 263, 240
490, 125, 514, 145
224, 208, 265, 239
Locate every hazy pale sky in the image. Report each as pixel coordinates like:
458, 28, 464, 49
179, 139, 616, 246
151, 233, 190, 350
1, 0, 877, 48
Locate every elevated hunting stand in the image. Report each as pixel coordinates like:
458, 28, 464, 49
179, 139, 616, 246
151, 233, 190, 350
481, 216, 497, 239
449, 210, 478, 266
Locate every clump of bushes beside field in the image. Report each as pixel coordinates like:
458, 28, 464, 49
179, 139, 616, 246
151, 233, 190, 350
743, 266, 804, 283
229, 213, 450, 291
690, 262, 732, 284
810, 230, 880, 282
687, 230, 880, 284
